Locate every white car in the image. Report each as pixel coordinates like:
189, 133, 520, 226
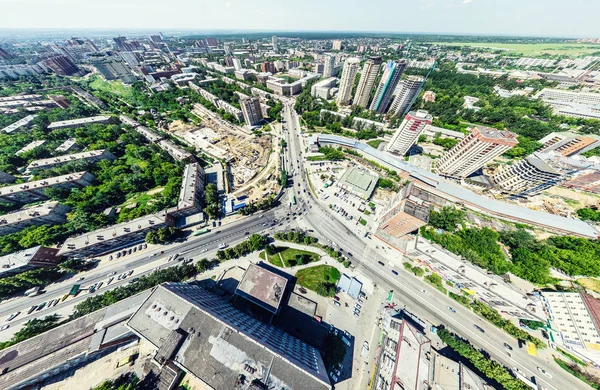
0, 324, 9, 331
218, 243, 228, 249
537, 367, 552, 378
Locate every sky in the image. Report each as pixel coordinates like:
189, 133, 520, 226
0, 0, 599, 38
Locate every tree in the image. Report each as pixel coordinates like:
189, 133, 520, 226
428, 207, 466, 232
204, 183, 220, 218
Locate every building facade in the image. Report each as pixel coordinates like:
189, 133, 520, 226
240, 96, 263, 126
369, 60, 406, 114
353, 56, 382, 108
386, 110, 433, 156
491, 155, 565, 197
41, 55, 80, 76
435, 126, 518, 178
0, 201, 70, 235
377, 185, 430, 239
322, 54, 336, 78
0, 171, 95, 205
538, 131, 600, 157
0, 246, 61, 278
389, 75, 425, 117
336, 57, 360, 106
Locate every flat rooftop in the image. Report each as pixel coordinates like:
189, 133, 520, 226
0, 171, 93, 198
0, 245, 44, 273
1, 114, 37, 134
136, 125, 163, 142
475, 125, 518, 142
338, 167, 379, 199
0, 201, 66, 226
47, 115, 112, 129
26, 149, 111, 170
525, 155, 560, 175
16, 140, 45, 156
235, 263, 288, 313
55, 138, 78, 152
178, 163, 202, 210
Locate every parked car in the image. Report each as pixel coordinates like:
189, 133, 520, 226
333, 301, 340, 307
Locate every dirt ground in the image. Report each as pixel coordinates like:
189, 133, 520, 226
545, 187, 600, 209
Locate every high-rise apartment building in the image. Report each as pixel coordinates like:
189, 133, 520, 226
435, 126, 518, 178
272, 35, 278, 52
323, 54, 336, 78
337, 57, 361, 106
41, 55, 80, 76
369, 60, 406, 113
332, 39, 343, 51
231, 57, 242, 70
491, 155, 565, 197
261, 61, 276, 73
386, 110, 432, 156
353, 56, 382, 108
240, 96, 263, 126
389, 75, 425, 117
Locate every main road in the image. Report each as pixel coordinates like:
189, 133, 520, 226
281, 101, 588, 390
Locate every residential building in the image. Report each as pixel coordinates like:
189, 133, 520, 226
47, 115, 113, 130
157, 139, 194, 162
332, 40, 342, 51
239, 96, 263, 126
216, 100, 244, 123
353, 56, 383, 108
16, 140, 45, 156
58, 211, 172, 258
0, 246, 61, 278
370, 60, 406, 114
55, 138, 78, 153
0, 171, 15, 184
127, 283, 331, 390
491, 155, 566, 197
538, 131, 600, 156
377, 184, 430, 239
167, 163, 205, 224
26, 149, 115, 172
310, 77, 337, 99
261, 61, 276, 73
337, 57, 360, 106
272, 35, 278, 52
0, 171, 95, 205
389, 75, 425, 117
386, 110, 433, 156
1, 114, 37, 134
422, 124, 465, 140
90, 56, 137, 84
231, 57, 242, 70
435, 126, 518, 178
0, 201, 70, 235
41, 55, 80, 76
323, 54, 336, 78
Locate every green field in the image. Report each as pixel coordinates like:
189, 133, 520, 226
260, 246, 320, 267
295, 265, 340, 292
432, 42, 600, 57
89, 75, 133, 98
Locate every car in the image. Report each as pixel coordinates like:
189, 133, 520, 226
333, 296, 340, 301
143, 243, 147, 249
107, 271, 117, 276
138, 244, 143, 250
116, 252, 121, 258
504, 343, 513, 351
27, 305, 37, 314
218, 243, 228, 249
421, 289, 427, 294
128, 249, 132, 254
329, 372, 338, 382
245, 232, 250, 235
378, 261, 385, 266
447, 306, 456, 313
117, 274, 124, 280
96, 282, 104, 289
355, 303, 361, 310
107, 277, 114, 285
353, 311, 360, 317
129, 278, 139, 284
363, 341, 369, 350
127, 270, 134, 276
6, 311, 20, 322
109, 255, 113, 261
391, 270, 399, 275
358, 298, 364, 304
78, 277, 85, 281
0, 324, 9, 331
333, 301, 340, 307
36, 302, 47, 311
133, 247, 137, 252
474, 324, 485, 333
537, 367, 552, 378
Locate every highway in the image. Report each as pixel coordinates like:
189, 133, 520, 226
280, 101, 589, 390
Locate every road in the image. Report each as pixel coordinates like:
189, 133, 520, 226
281, 101, 587, 390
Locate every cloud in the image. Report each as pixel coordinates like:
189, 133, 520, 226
463, 0, 473, 3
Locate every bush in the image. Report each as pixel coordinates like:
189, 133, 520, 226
215, 234, 268, 261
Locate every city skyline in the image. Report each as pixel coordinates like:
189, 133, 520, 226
0, 0, 599, 38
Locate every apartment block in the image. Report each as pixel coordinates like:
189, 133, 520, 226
310, 77, 337, 99
332, 39, 342, 51
2, 114, 37, 134
16, 140, 45, 156
0, 201, 70, 235
0, 246, 61, 278
386, 110, 433, 156
47, 115, 113, 130
491, 155, 565, 197
26, 149, 115, 172
336, 57, 360, 106
369, 60, 406, 114
435, 126, 518, 178
215, 100, 244, 123
377, 184, 430, 239
353, 56, 382, 108
0, 171, 95, 205
538, 131, 600, 156
389, 75, 425, 117
167, 163, 205, 221
157, 139, 193, 162
239, 96, 263, 126
55, 138, 78, 153
322, 54, 336, 78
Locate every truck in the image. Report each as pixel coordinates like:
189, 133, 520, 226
69, 284, 81, 296
194, 227, 210, 236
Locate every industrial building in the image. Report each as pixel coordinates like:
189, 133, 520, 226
0, 171, 95, 205
0, 201, 70, 235
90, 56, 137, 84
337, 167, 379, 199
127, 283, 331, 390
26, 149, 115, 172
386, 110, 433, 156
41, 55, 80, 76
435, 126, 518, 178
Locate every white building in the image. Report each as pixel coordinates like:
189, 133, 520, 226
310, 77, 337, 99
336, 57, 360, 106
332, 40, 342, 51
232, 57, 242, 70
322, 54, 336, 78
389, 75, 425, 117
353, 56, 382, 108
386, 110, 433, 156
491, 155, 565, 197
435, 126, 518, 178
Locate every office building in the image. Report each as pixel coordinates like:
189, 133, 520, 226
386, 110, 432, 156
90, 56, 137, 84
58, 211, 171, 258
127, 283, 331, 390
353, 56, 383, 108
377, 183, 430, 239
370, 60, 406, 113
0, 201, 70, 236
491, 155, 565, 197
26, 149, 115, 172
538, 131, 600, 156
272, 35, 278, 52
389, 75, 425, 117
323, 54, 336, 78
41, 55, 80, 76
0, 246, 61, 278
310, 77, 337, 99
0, 171, 95, 205
435, 126, 518, 178
337, 57, 360, 106
240, 96, 263, 126
332, 39, 342, 51
47, 115, 113, 130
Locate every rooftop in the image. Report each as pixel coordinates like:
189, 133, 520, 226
0, 201, 67, 227
1, 114, 37, 134
475, 126, 518, 142
26, 149, 112, 171
0, 245, 45, 273
0, 171, 93, 198
177, 163, 203, 210
47, 115, 112, 129
235, 263, 288, 314
525, 155, 560, 175
55, 138, 77, 152
16, 140, 45, 156
338, 167, 378, 199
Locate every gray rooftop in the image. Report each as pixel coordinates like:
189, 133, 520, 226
127, 283, 330, 390
0, 171, 93, 198
16, 140, 45, 156
525, 155, 560, 175
47, 115, 112, 129
55, 138, 78, 153
26, 149, 112, 171
338, 167, 378, 198
235, 263, 288, 313
0, 201, 67, 227
1, 115, 37, 134
178, 163, 203, 210
317, 134, 598, 238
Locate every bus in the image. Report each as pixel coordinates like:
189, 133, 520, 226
69, 284, 81, 296
194, 227, 210, 236
292, 196, 296, 205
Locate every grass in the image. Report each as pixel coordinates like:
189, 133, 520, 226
576, 278, 600, 294
431, 42, 600, 57
554, 358, 600, 389
262, 246, 320, 267
89, 75, 133, 98
557, 347, 587, 366
366, 139, 384, 149
295, 265, 341, 292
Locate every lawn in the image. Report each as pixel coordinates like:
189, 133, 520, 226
262, 246, 320, 267
295, 265, 341, 295
431, 42, 600, 57
367, 139, 384, 149
89, 75, 133, 98
577, 278, 600, 294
